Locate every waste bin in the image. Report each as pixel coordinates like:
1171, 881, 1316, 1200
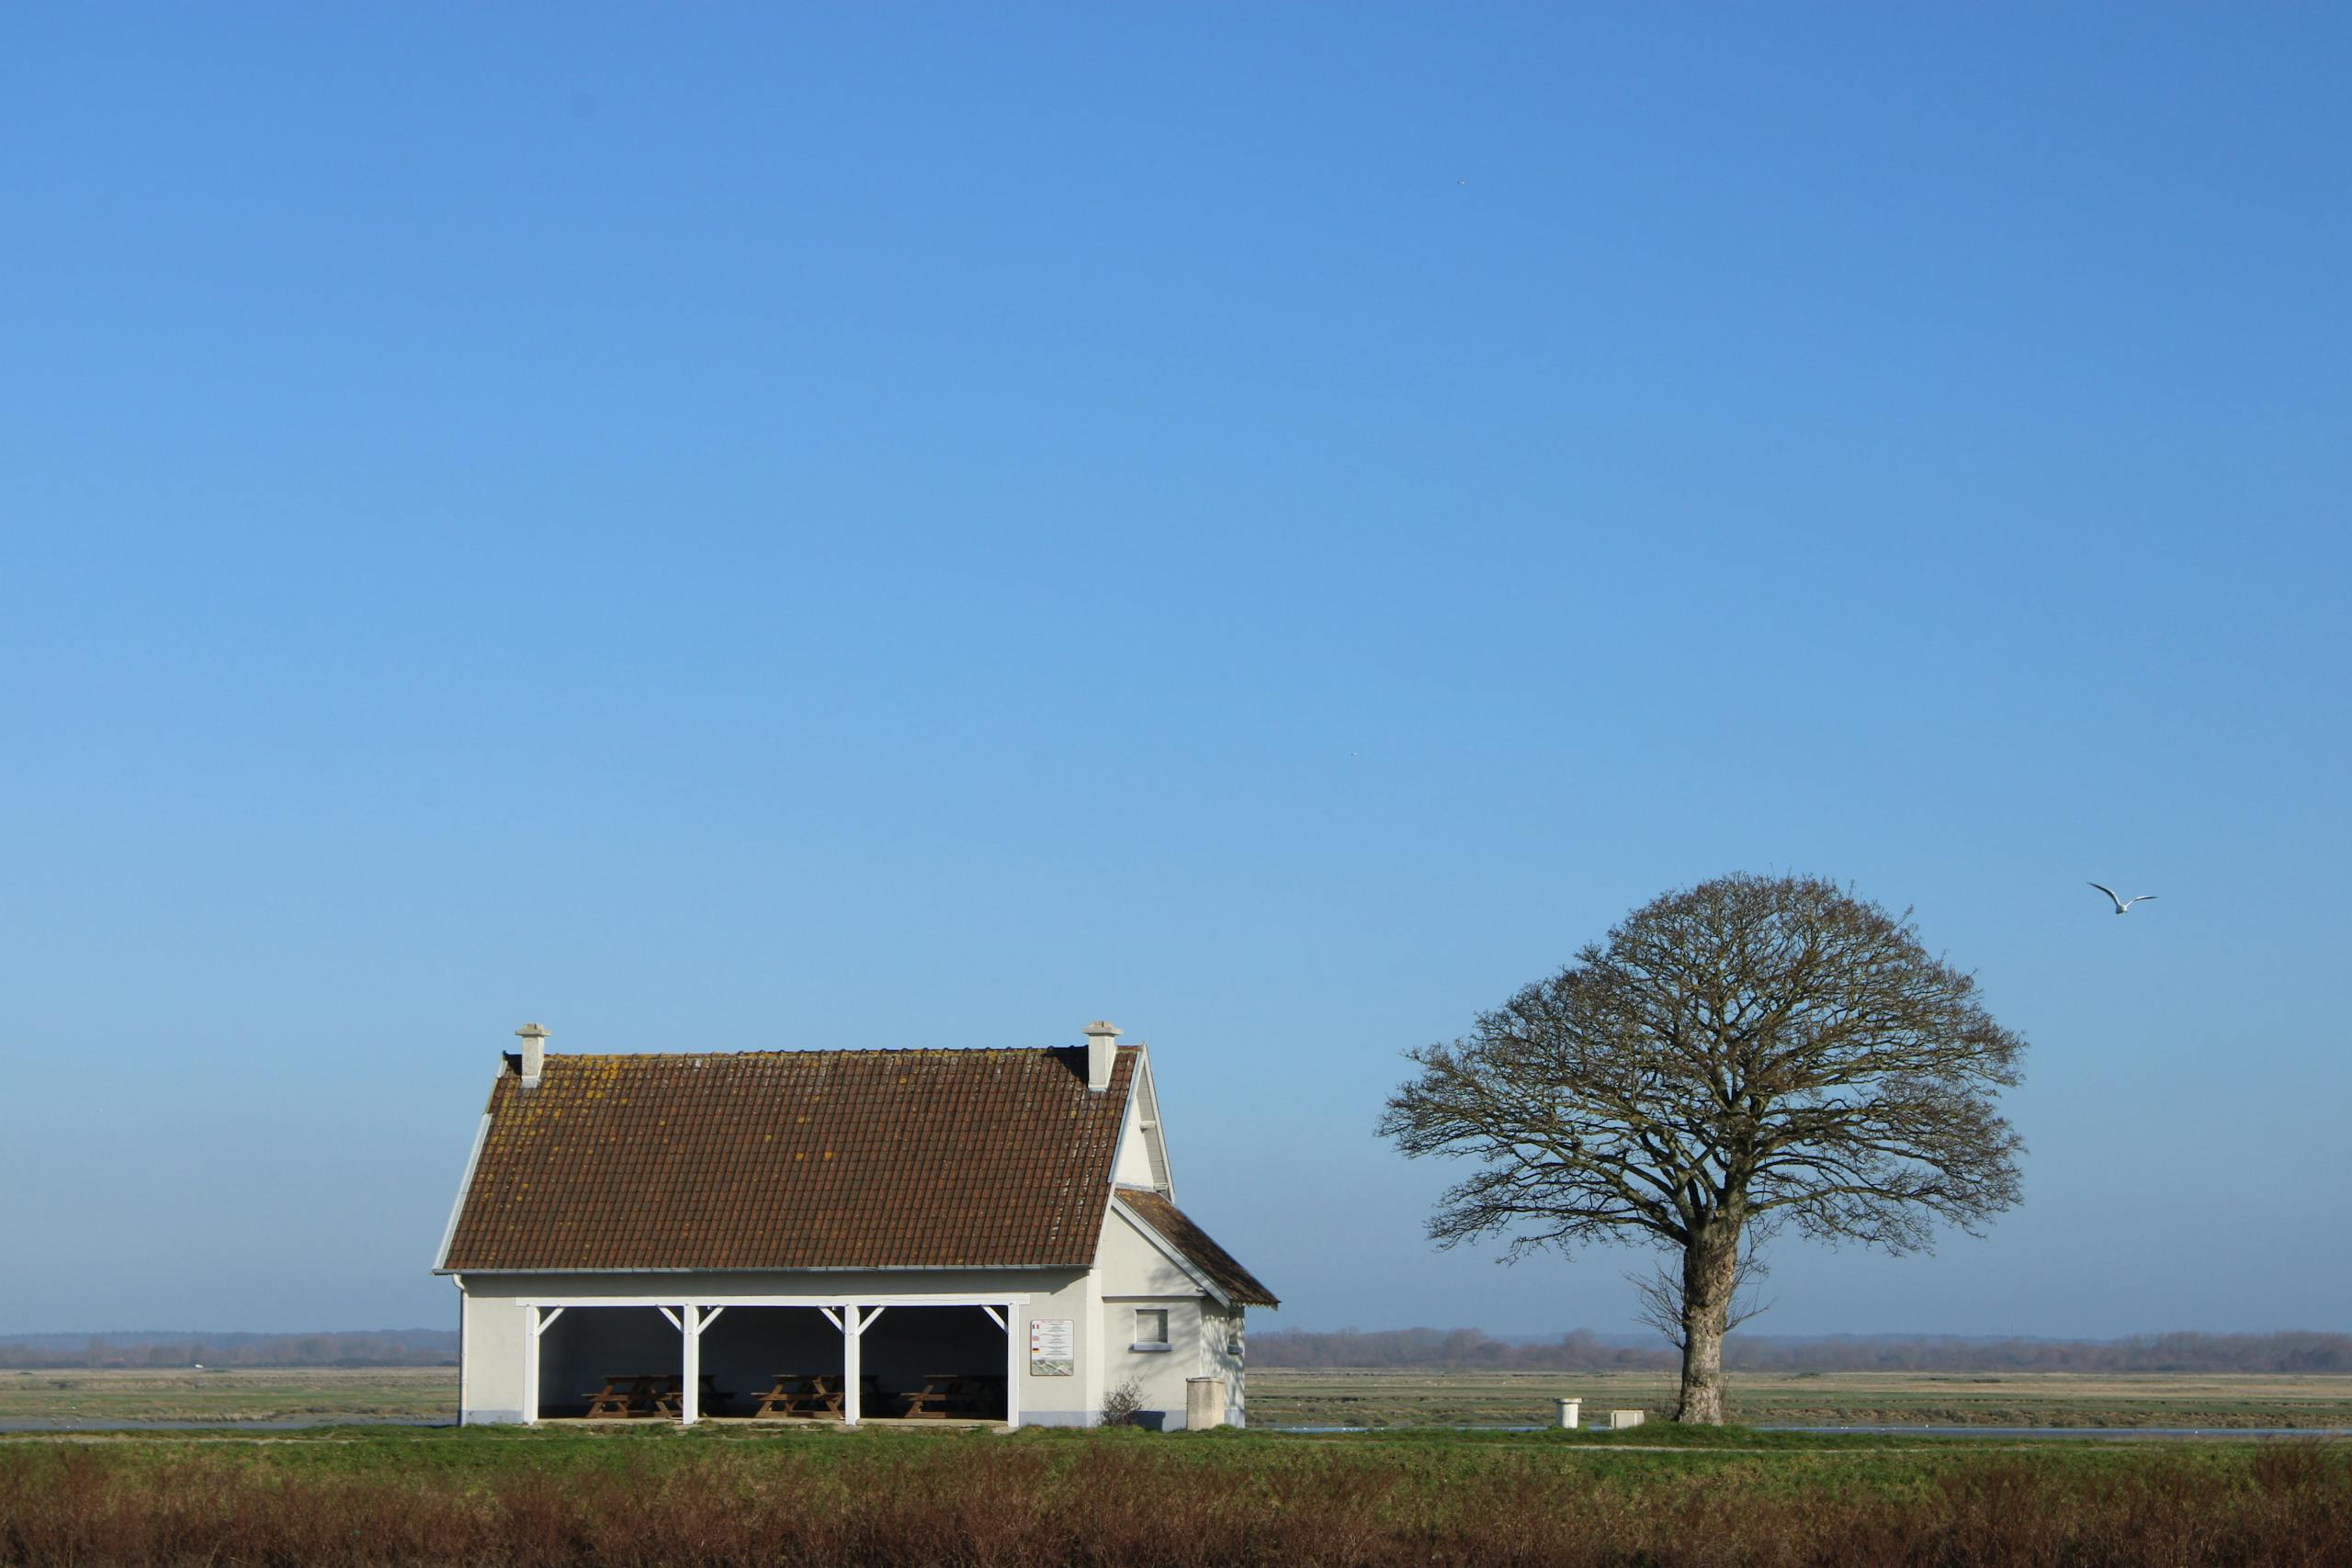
1185, 1376, 1227, 1430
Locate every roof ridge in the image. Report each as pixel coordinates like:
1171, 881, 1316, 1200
532, 1044, 1133, 1060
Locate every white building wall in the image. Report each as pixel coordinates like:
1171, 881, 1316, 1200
1099, 1295, 1204, 1427
455, 1266, 1097, 1427
1094, 1204, 1244, 1429
459, 1285, 531, 1424
1203, 1300, 1250, 1427
1111, 1082, 1159, 1190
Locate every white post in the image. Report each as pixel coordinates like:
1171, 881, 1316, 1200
524, 1305, 563, 1427
1003, 1303, 1023, 1430
842, 1304, 861, 1425
523, 1304, 540, 1427
681, 1304, 700, 1426
1080, 1267, 1104, 1427
456, 1280, 469, 1426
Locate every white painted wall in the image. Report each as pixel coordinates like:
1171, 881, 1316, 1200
1112, 1082, 1159, 1190
1130, 1051, 1171, 1194
1099, 1294, 1202, 1426
455, 1266, 1096, 1426
1203, 1301, 1250, 1427
1095, 1205, 1201, 1295
458, 1283, 530, 1424
1092, 1203, 1249, 1429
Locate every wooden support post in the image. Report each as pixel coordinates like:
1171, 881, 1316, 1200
842, 1304, 860, 1425
1002, 1303, 1022, 1430
842, 1307, 888, 1424
524, 1305, 564, 1427
681, 1304, 701, 1426
523, 1305, 539, 1427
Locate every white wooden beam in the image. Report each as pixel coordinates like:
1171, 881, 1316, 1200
498, 1292, 1031, 1311
1002, 1303, 1022, 1431
842, 1303, 861, 1426
979, 1304, 1005, 1331
681, 1303, 701, 1426
657, 1305, 684, 1332
522, 1304, 553, 1426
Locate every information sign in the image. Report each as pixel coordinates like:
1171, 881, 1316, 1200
1028, 1317, 1074, 1376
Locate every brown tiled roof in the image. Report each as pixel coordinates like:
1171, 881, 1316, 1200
441, 1046, 1136, 1272
1114, 1187, 1280, 1308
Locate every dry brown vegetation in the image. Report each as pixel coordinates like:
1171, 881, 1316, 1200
4, 1434, 2351, 1567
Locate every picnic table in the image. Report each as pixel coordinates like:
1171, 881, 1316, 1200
900, 1373, 1006, 1419
753, 1372, 841, 1418
751, 1373, 886, 1419
582, 1373, 732, 1418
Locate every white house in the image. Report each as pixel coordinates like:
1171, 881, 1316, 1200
434, 1020, 1277, 1428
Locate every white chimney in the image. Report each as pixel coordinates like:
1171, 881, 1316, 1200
1082, 1019, 1122, 1092
515, 1022, 549, 1088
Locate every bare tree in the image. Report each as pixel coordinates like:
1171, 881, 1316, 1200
1379, 873, 2025, 1423
1628, 1234, 1773, 1350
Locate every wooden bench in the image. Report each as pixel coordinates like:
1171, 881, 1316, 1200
750, 1374, 888, 1418
582, 1373, 731, 1419
753, 1373, 843, 1419
582, 1373, 669, 1418
901, 1373, 1004, 1419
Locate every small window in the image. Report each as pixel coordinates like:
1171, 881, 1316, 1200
1132, 1308, 1170, 1349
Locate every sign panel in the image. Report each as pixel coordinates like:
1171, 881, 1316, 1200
1028, 1317, 1074, 1376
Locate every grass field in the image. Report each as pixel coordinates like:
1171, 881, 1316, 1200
10, 1365, 2352, 1429
3, 1424, 2349, 1565
1249, 1368, 2352, 1430
0, 1368, 457, 1425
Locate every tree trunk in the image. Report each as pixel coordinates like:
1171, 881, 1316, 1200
1674, 1225, 1740, 1424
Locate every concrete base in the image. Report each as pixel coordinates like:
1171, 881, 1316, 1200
468, 1406, 1102, 1429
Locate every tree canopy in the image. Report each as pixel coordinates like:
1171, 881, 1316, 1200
1381, 872, 2027, 1421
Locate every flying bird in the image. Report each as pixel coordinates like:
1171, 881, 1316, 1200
2088, 882, 2158, 914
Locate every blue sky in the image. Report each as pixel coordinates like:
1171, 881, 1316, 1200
2, 5, 2346, 1339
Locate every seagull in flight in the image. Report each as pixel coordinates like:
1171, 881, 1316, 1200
2088, 882, 2158, 915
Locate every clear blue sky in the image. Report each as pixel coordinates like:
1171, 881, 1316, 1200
3, 5, 2346, 1340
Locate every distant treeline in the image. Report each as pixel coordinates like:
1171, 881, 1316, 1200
15, 1325, 2348, 1374
0, 1329, 457, 1370
1251, 1327, 2352, 1374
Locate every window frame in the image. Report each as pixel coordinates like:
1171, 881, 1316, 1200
1129, 1306, 1171, 1351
